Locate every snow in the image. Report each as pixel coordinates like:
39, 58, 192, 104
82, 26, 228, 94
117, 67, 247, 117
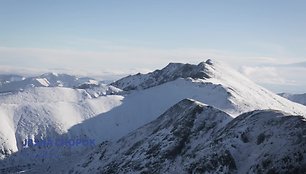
0, 73, 99, 93
60, 61, 306, 147
1, 60, 305, 156
114, 60, 306, 117
1, 59, 306, 173
0, 87, 123, 157
63, 99, 306, 174
35, 78, 50, 87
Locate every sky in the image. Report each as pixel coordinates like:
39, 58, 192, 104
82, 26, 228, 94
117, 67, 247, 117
0, 0, 305, 93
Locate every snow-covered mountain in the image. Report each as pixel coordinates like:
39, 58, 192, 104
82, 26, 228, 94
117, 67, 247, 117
0, 74, 25, 85
279, 93, 306, 106
111, 60, 213, 91
1, 59, 306, 173
44, 60, 305, 149
0, 73, 99, 93
41, 99, 306, 173
112, 59, 306, 116
0, 86, 123, 159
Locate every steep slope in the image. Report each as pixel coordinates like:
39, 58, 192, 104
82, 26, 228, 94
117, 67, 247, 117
111, 60, 212, 91
21, 99, 232, 173
66, 99, 306, 174
0, 86, 123, 159
112, 60, 306, 116
0, 73, 98, 93
279, 93, 306, 106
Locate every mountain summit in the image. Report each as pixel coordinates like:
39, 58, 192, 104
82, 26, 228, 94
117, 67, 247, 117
112, 59, 215, 90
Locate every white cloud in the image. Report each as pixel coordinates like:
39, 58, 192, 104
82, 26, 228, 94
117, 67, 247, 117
241, 65, 306, 93
0, 46, 305, 92
241, 66, 287, 85
0, 46, 232, 73
0, 46, 287, 71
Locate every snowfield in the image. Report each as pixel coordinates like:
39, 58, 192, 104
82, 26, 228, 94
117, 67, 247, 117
0, 87, 123, 159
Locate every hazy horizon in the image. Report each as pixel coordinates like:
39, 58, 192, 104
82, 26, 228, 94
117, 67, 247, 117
1, 0, 305, 93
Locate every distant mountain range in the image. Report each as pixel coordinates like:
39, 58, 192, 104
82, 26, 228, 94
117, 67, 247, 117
0, 73, 101, 93
279, 93, 306, 106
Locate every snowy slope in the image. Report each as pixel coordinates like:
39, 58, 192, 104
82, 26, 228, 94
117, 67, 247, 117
112, 59, 306, 116
55, 99, 306, 174
0, 73, 99, 93
279, 93, 306, 106
60, 74, 306, 146
0, 86, 123, 159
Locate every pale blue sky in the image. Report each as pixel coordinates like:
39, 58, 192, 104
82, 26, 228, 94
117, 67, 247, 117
0, 0, 305, 93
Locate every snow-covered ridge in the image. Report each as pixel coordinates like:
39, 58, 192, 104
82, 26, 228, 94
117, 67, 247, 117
112, 59, 306, 117
63, 99, 306, 174
279, 93, 306, 106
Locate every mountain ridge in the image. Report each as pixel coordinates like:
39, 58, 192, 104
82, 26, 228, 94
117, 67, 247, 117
111, 59, 213, 91
60, 99, 306, 174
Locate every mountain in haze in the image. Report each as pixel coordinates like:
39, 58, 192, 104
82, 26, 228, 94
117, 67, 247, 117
0, 73, 100, 93
0, 74, 25, 85
0, 59, 306, 173
279, 93, 306, 106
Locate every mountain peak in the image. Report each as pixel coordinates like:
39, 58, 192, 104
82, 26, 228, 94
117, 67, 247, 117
40, 72, 59, 77
205, 58, 213, 65
112, 59, 215, 90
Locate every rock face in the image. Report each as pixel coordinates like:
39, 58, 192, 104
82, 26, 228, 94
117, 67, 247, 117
68, 99, 306, 174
